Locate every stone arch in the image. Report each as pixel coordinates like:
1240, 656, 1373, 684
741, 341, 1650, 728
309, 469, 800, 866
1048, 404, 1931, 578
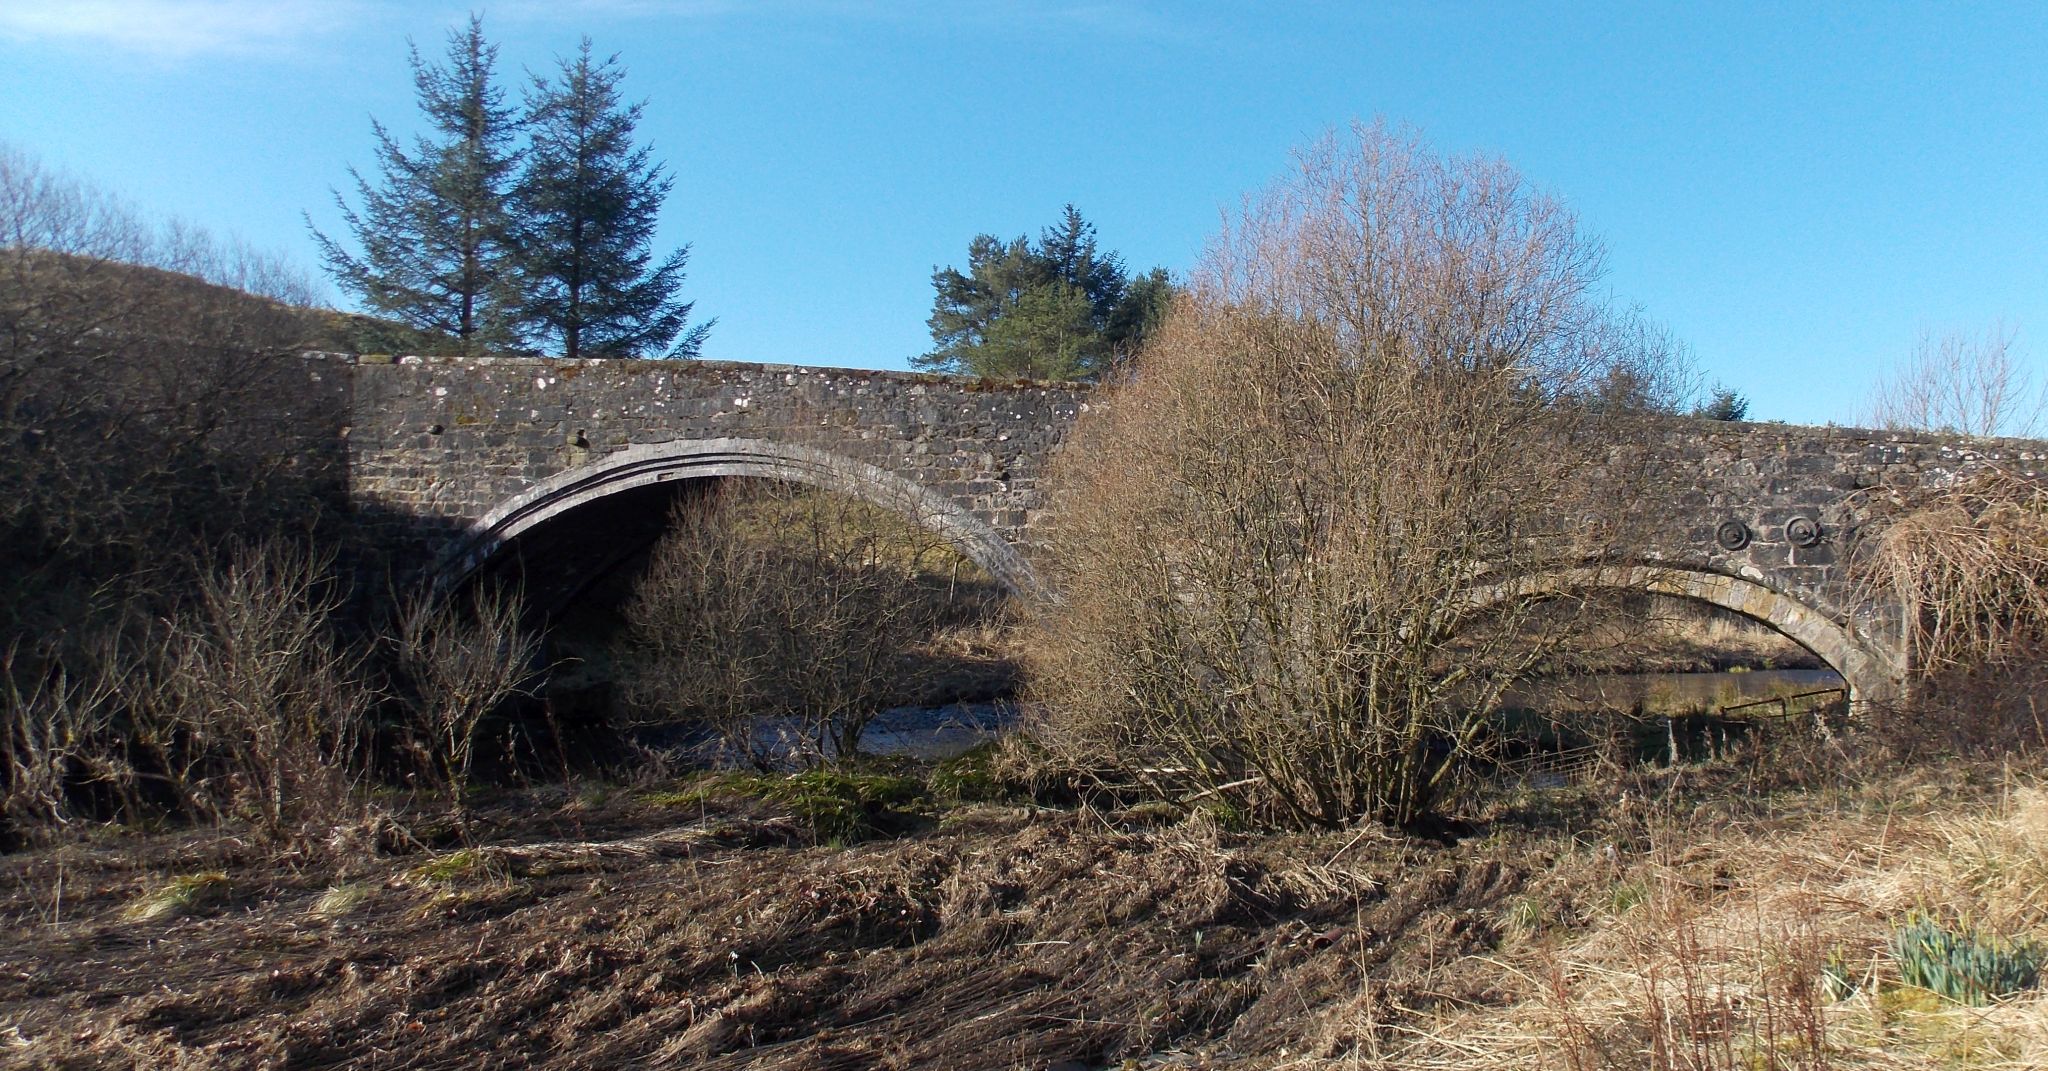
438, 437, 1039, 596
1475, 565, 1902, 704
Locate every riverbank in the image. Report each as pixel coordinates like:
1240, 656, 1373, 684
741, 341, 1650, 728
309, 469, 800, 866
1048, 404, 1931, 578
4, 752, 2042, 1069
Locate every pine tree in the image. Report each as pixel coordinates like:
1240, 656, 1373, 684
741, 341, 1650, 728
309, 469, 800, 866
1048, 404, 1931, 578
976, 283, 1109, 380
511, 39, 709, 360
1037, 204, 1127, 324
309, 15, 520, 353
919, 234, 1046, 372
1693, 385, 1750, 421
916, 205, 1171, 380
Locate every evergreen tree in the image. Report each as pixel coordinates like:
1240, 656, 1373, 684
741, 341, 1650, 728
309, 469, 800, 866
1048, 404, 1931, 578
309, 15, 520, 353
977, 283, 1109, 380
919, 234, 1048, 372
1693, 384, 1750, 421
916, 205, 1171, 380
1037, 204, 1127, 324
1105, 266, 1175, 371
511, 39, 709, 360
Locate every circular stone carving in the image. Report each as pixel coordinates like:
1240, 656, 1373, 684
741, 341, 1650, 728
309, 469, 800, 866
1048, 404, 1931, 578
1715, 520, 1751, 551
1786, 515, 1823, 547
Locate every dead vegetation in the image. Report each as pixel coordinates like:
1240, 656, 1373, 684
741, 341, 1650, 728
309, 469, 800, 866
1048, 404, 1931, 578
1028, 121, 1690, 829
1856, 466, 2048, 677
1, 144, 538, 850
6, 128, 2048, 1071
613, 480, 1006, 766
1847, 465, 2048, 760
1, 751, 2042, 1070
0, 536, 543, 850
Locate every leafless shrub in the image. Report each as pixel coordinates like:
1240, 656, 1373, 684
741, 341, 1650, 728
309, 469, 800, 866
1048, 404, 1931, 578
1029, 121, 1679, 828
0, 643, 126, 838
1866, 324, 2044, 438
615, 481, 974, 766
0, 147, 370, 842
131, 540, 378, 837
391, 585, 542, 810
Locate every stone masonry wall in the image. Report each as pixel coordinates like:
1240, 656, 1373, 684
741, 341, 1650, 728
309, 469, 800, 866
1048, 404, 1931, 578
343, 355, 1090, 566
332, 352, 2048, 676
1631, 420, 2048, 630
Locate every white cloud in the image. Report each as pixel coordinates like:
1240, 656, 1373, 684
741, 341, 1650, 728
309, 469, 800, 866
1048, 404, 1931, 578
0, 0, 1179, 59
0, 0, 365, 58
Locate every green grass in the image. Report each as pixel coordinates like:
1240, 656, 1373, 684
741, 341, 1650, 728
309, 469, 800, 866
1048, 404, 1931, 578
1607, 880, 1650, 915
647, 768, 930, 843
409, 848, 491, 884
928, 743, 1020, 805
122, 871, 230, 921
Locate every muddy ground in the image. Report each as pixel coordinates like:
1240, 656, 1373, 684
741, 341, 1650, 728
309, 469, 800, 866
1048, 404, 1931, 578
0, 761, 1818, 1071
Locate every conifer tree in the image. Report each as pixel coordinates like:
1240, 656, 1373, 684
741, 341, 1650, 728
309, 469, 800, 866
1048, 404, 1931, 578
511, 39, 709, 360
917, 205, 1171, 380
310, 15, 520, 353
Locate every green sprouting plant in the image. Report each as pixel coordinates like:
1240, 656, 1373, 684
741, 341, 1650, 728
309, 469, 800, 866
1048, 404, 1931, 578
1820, 946, 1860, 1001
1506, 896, 1546, 936
409, 847, 490, 885
1608, 880, 1650, 915
1888, 914, 2045, 1005
928, 744, 1009, 804
671, 769, 926, 843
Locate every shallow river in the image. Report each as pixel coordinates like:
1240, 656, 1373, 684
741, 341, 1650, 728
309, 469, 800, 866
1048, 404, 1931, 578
1500, 668, 1846, 715
674, 669, 1850, 765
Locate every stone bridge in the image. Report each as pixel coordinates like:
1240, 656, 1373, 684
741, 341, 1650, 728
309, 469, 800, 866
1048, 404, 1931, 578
324, 354, 2048, 703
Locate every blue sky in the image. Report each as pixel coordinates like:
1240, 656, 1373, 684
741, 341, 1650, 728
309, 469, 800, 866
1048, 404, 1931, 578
3, 2, 2044, 425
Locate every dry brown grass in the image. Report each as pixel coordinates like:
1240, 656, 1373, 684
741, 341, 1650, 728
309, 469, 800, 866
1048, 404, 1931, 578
1388, 772, 2048, 1071
6, 739, 2037, 1070
1857, 466, 2048, 676
0, 784, 1518, 1070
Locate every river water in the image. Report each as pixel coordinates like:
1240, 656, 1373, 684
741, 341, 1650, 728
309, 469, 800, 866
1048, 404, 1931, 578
1500, 668, 1846, 715
658, 669, 1849, 765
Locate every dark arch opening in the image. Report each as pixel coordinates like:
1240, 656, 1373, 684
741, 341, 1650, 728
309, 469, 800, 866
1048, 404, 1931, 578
448, 455, 1024, 754
437, 437, 1039, 600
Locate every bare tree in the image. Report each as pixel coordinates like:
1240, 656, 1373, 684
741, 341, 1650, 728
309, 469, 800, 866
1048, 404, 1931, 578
615, 481, 972, 767
1030, 121, 1675, 829
0, 643, 126, 838
1866, 324, 2043, 438
391, 584, 542, 812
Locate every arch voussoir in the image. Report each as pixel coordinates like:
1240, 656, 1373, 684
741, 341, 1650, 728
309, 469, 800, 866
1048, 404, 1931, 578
1475, 564, 1903, 704
437, 437, 1039, 597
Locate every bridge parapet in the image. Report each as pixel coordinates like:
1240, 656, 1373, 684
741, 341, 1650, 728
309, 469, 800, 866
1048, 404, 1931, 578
1627, 421, 2047, 636
342, 354, 1088, 568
